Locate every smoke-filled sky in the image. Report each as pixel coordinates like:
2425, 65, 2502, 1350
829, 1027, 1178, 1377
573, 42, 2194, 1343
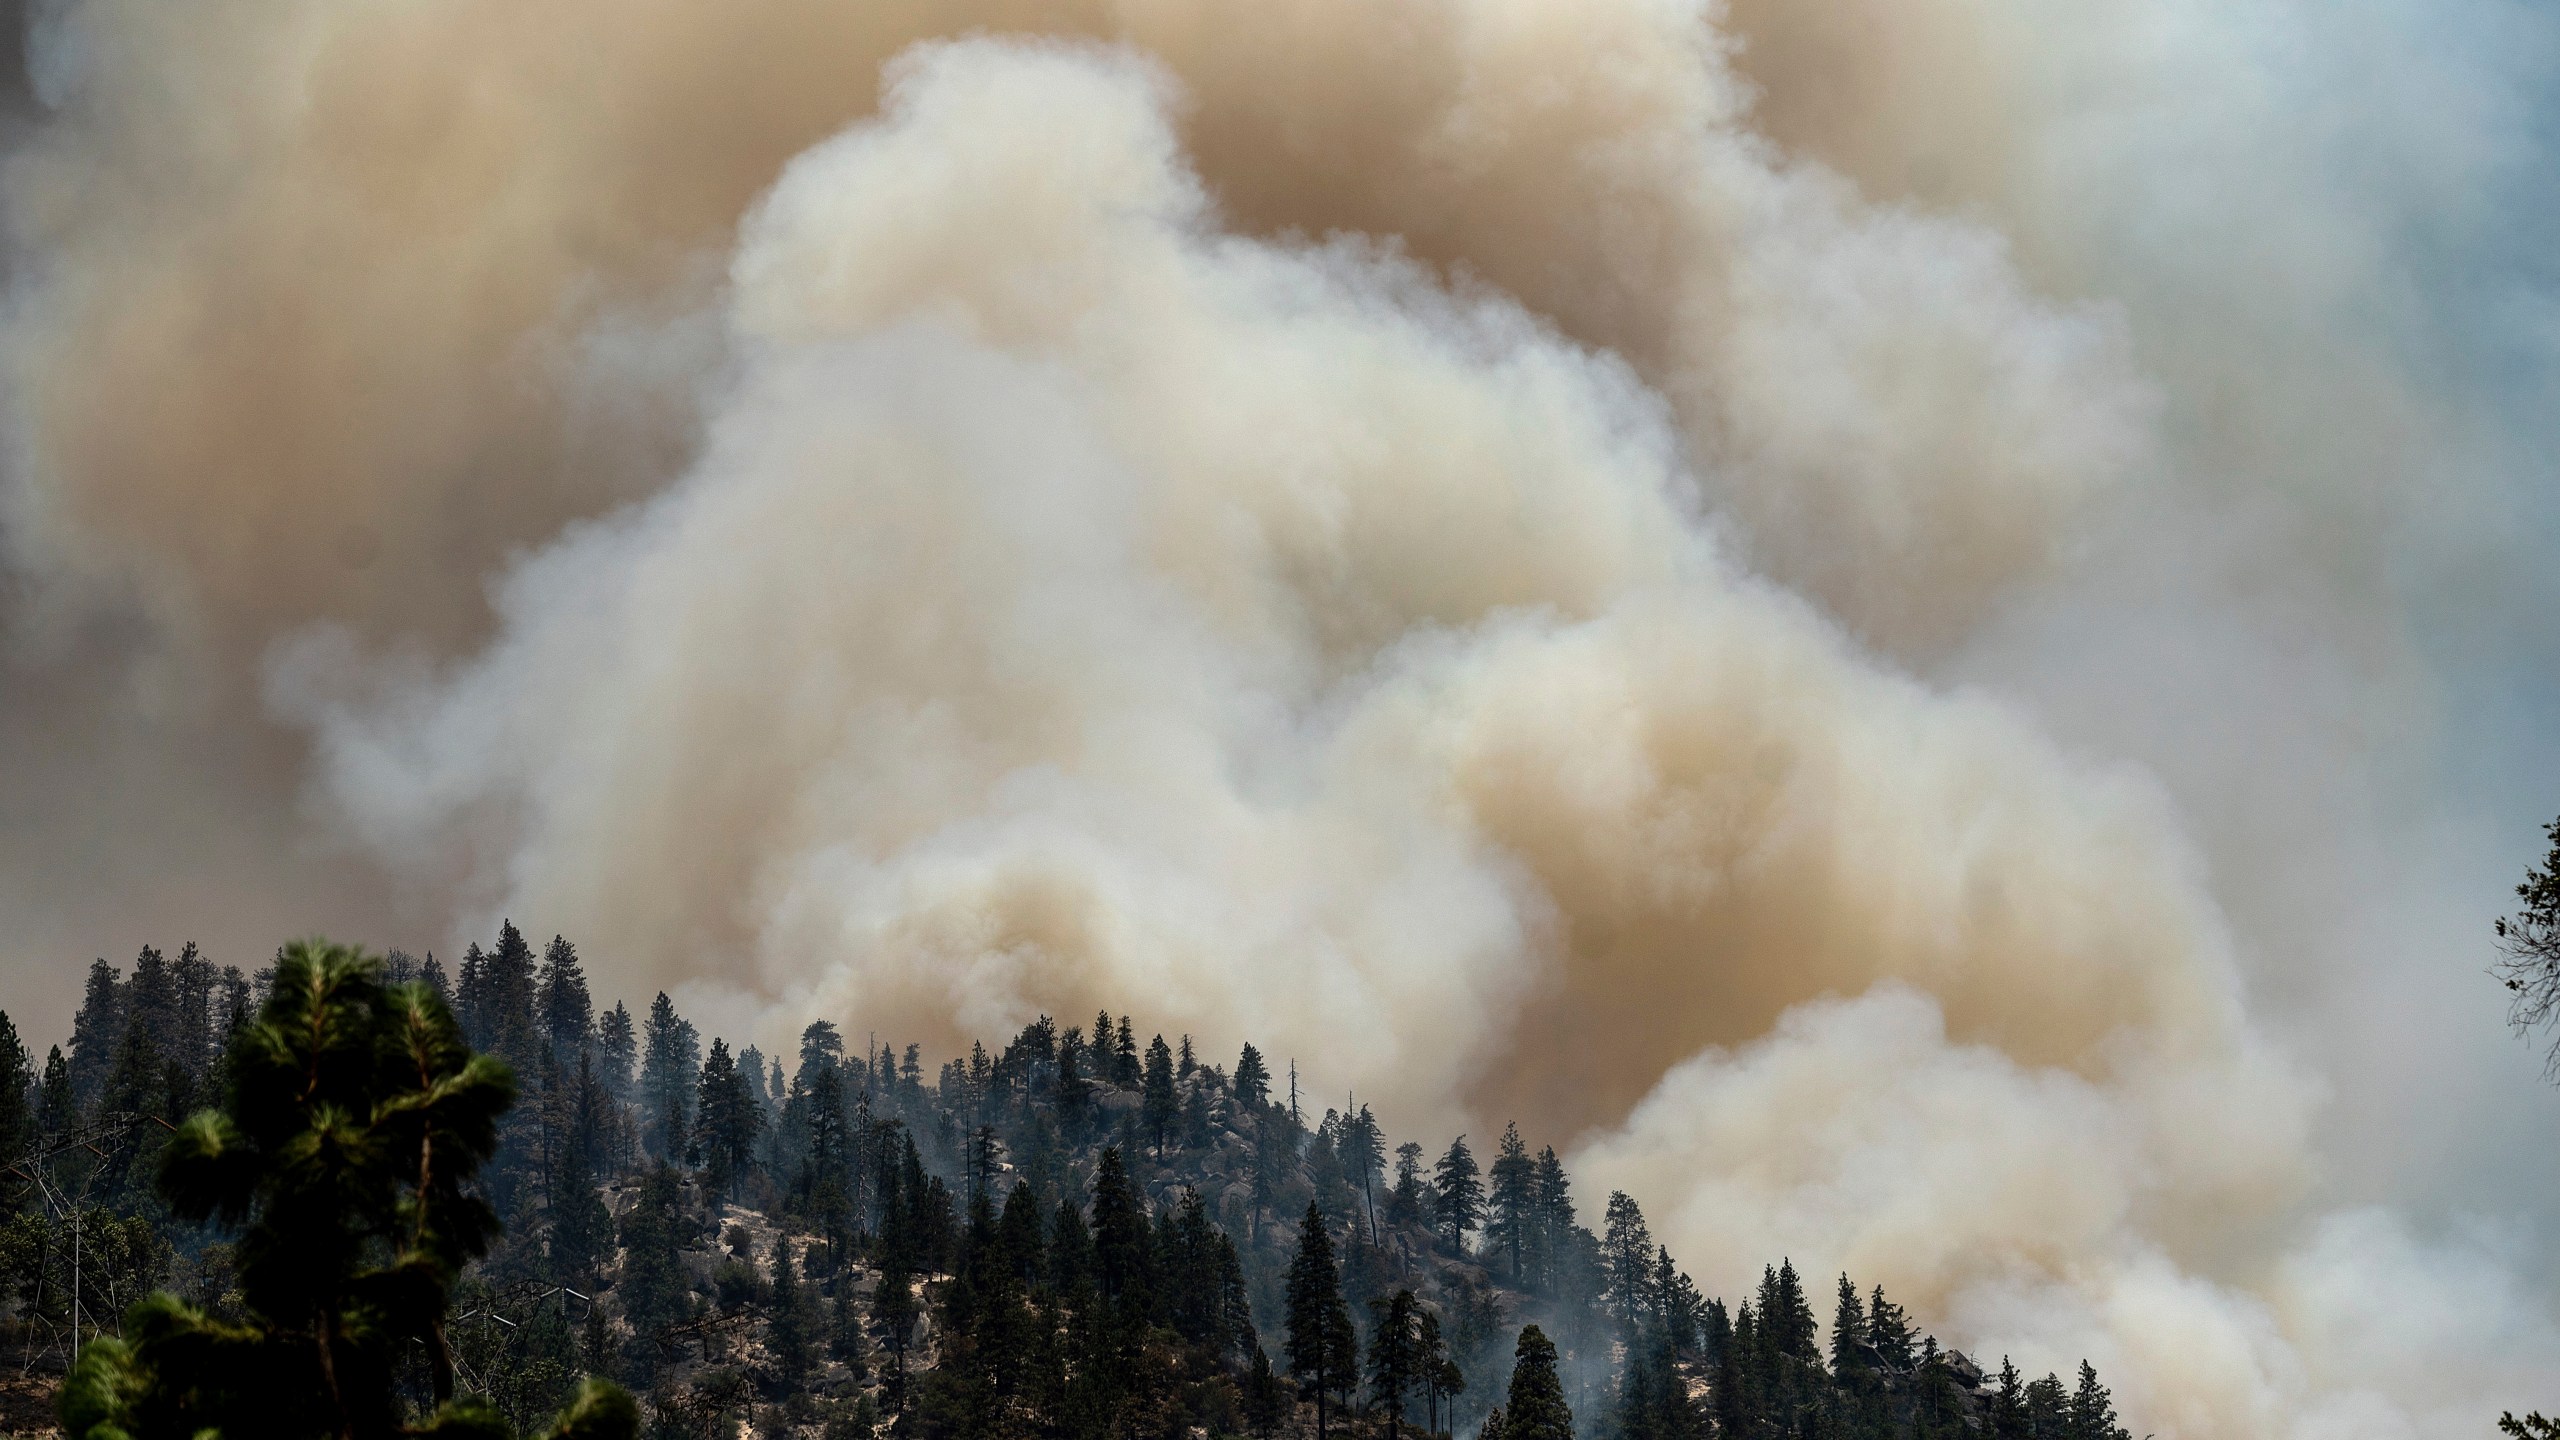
3, 0, 2559, 1432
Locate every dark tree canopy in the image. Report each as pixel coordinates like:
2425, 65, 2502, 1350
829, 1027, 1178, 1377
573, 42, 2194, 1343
57, 939, 637, 1440
11, 925, 2180, 1440
2498, 816, 2560, 1076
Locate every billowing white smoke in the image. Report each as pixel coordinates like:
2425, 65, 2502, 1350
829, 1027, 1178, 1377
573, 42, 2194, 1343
2, 0, 2556, 1434
260, 38, 2546, 1436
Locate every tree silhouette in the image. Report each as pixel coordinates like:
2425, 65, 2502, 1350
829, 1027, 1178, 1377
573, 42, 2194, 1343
58, 939, 636, 1440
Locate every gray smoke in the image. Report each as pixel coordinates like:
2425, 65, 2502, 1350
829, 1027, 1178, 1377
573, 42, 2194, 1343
1, 2, 2556, 1434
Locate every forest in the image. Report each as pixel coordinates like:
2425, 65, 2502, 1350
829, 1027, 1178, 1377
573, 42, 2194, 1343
0, 929, 2137, 1439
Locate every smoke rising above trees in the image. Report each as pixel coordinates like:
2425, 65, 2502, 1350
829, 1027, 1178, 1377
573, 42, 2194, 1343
0, 0, 2553, 1435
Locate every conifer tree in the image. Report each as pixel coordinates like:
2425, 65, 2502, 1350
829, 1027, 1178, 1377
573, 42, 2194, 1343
637, 992, 698, 1164
1054, 1037, 1091, 1138
1600, 1193, 1653, 1332
595, 1002, 636, 1109
876, 1256, 919, 1405
1499, 1326, 1573, 1440
1142, 1034, 1178, 1154
535, 934, 592, 1060
693, 1038, 761, 1200
456, 943, 489, 1050
0, 1010, 31, 1166
2025, 1371, 2069, 1437
37, 1045, 72, 1137
1530, 1148, 1573, 1292
1048, 1193, 1095, 1297
1343, 1105, 1385, 1238
1235, 1043, 1271, 1109
1988, 1357, 2027, 1440
1090, 1146, 1152, 1311
1866, 1285, 1912, 1373
996, 1180, 1048, 1295
1418, 1310, 1462, 1439
1716, 1304, 1759, 1440
1829, 1273, 1866, 1378
549, 1051, 615, 1286
2067, 1359, 2129, 1440
1759, 1261, 1819, 1367
771, 1237, 814, 1395
1433, 1137, 1482, 1254
1245, 1346, 1287, 1439
1114, 1017, 1140, 1086
1286, 1204, 1359, 1440
1485, 1123, 1535, 1282
1614, 1317, 1697, 1440
66, 957, 124, 1113
483, 921, 542, 1069
1369, 1288, 1422, 1440
57, 940, 637, 1440
1389, 1141, 1428, 1226
617, 1164, 689, 1341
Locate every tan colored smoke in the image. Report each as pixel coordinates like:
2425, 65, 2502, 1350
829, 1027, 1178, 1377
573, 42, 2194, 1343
0, 1, 2548, 1437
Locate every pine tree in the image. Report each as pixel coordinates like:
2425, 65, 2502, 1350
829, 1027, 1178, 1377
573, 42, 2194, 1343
66, 957, 124, 1113
1500, 1326, 1573, 1440
638, 992, 698, 1164
1762, 1261, 1818, 1366
1369, 1288, 1422, 1440
483, 921, 542, 1069
1389, 1142, 1428, 1226
1485, 1123, 1535, 1282
1235, 1043, 1271, 1109
1089, 1146, 1152, 1311
1142, 1034, 1178, 1154
2067, 1359, 2128, 1440
694, 1038, 761, 1199
1114, 1017, 1139, 1087
1867, 1285, 1912, 1373
1244, 1346, 1287, 1439
1600, 1192, 1653, 1332
1420, 1309, 1463, 1439
771, 1237, 814, 1395
1287, 1204, 1359, 1440
549, 1051, 615, 1286
1829, 1273, 1866, 1378
595, 1002, 636, 1108
2025, 1371, 2068, 1437
1433, 1137, 1483, 1254
1048, 1193, 1095, 1297
0, 1010, 31, 1166
58, 940, 637, 1440
1054, 1038, 1091, 1135
1615, 1316, 1697, 1440
876, 1256, 919, 1404
618, 1164, 689, 1341
535, 934, 592, 1059
1716, 1304, 1759, 1440
1988, 1357, 2027, 1440
1530, 1147, 1573, 1292
1343, 1105, 1385, 1238
37, 1045, 72, 1137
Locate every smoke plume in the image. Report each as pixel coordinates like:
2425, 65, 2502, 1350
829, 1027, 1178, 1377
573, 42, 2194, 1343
2, 1, 2556, 1435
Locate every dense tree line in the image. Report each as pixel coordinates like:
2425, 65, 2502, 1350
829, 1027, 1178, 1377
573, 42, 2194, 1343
0, 931, 2145, 1439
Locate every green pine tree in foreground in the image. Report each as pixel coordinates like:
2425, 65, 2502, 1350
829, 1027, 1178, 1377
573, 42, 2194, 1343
57, 938, 638, 1440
